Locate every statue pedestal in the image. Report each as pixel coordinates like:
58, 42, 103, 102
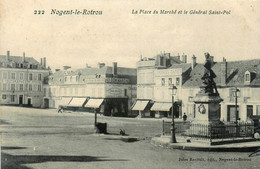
185, 93, 224, 143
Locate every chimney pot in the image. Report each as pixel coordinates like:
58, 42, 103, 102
192, 55, 197, 69
113, 62, 117, 77
6, 51, 10, 61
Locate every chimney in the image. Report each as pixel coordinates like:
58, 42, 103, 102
182, 53, 187, 63
23, 52, 26, 62
210, 55, 214, 66
176, 53, 180, 61
112, 62, 117, 77
192, 55, 197, 69
40, 58, 43, 66
221, 57, 227, 86
6, 51, 10, 61
98, 62, 105, 69
43, 57, 46, 68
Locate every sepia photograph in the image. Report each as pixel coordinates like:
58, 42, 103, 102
0, 0, 260, 168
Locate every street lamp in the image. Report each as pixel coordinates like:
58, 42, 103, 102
169, 84, 177, 143
232, 87, 240, 136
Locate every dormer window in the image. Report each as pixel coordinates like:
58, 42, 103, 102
244, 71, 251, 84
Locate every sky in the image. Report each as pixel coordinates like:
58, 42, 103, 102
0, 0, 259, 70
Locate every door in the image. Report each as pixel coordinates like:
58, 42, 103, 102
44, 99, 49, 108
19, 95, 23, 104
27, 98, 32, 107
227, 105, 239, 122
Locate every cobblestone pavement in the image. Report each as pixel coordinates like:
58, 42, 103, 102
0, 106, 259, 169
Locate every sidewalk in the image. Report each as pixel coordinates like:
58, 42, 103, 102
151, 135, 260, 152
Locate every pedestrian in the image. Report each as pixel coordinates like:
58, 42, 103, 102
183, 113, 187, 122
58, 106, 63, 113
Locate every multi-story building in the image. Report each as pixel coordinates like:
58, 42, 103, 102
43, 62, 137, 116
132, 52, 191, 118
182, 55, 260, 122
0, 51, 50, 107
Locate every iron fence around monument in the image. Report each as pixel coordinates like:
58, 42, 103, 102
162, 121, 255, 141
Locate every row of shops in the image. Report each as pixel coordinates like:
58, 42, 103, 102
57, 97, 129, 116
131, 99, 181, 118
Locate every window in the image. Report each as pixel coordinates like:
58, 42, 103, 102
160, 56, 164, 66
3, 83, 7, 91
19, 84, 23, 91
38, 85, 41, 91
44, 88, 47, 96
2, 95, 6, 99
245, 74, 250, 82
11, 84, 15, 91
20, 73, 24, 80
124, 89, 127, 96
11, 73, 16, 79
257, 105, 260, 115
70, 76, 72, 82
29, 84, 32, 91
65, 77, 67, 82
161, 78, 165, 86
168, 78, 172, 85
11, 95, 15, 102
176, 78, 180, 85
3, 72, 7, 79
38, 74, 42, 81
76, 76, 79, 81
29, 73, 33, 80
247, 105, 253, 118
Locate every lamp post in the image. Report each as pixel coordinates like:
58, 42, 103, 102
169, 84, 177, 143
232, 87, 240, 136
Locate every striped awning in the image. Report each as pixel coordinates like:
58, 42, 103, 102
69, 98, 87, 107
85, 99, 104, 108
131, 100, 149, 111
60, 97, 72, 105
151, 102, 172, 111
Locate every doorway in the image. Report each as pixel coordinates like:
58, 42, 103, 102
19, 95, 23, 105
227, 105, 239, 122
27, 98, 32, 107
44, 98, 49, 108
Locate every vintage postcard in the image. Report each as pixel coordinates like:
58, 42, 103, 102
0, 0, 259, 169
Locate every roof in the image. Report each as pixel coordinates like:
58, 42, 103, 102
183, 59, 260, 87
169, 63, 191, 73
0, 55, 39, 64
48, 65, 137, 85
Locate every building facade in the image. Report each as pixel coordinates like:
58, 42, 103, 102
133, 52, 191, 118
182, 56, 260, 122
43, 62, 137, 116
0, 51, 50, 107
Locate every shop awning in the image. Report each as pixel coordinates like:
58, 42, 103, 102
150, 102, 172, 111
150, 102, 164, 111
60, 97, 72, 105
131, 100, 149, 111
161, 103, 172, 111
69, 98, 87, 107
85, 99, 104, 108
